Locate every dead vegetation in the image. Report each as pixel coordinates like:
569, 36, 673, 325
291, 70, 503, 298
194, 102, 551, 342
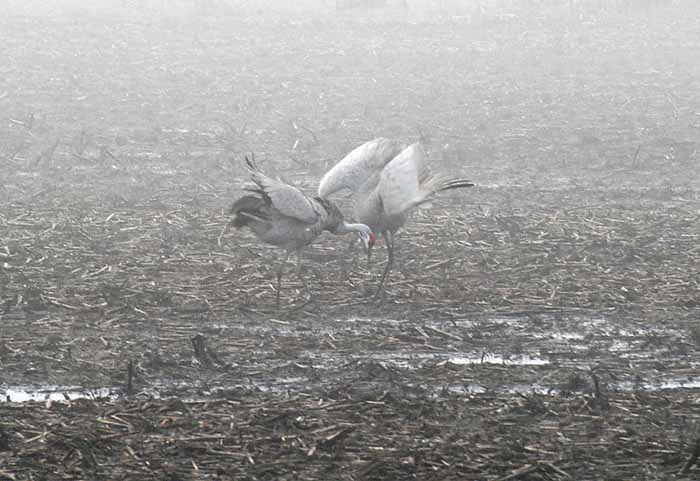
2, 389, 700, 480
1, 1, 700, 480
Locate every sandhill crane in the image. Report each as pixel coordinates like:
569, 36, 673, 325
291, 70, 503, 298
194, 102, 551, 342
228, 156, 374, 308
318, 138, 474, 296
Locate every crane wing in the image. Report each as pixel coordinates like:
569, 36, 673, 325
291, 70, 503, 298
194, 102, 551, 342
318, 137, 406, 197
377, 142, 430, 216
245, 158, 320, 224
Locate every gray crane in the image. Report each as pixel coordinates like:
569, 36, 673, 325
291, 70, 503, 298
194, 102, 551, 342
318, 138, 474, 296
229, 156, 374, 307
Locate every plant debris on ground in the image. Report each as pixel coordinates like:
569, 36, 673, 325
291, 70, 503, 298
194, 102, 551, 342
1, 1, 700, 479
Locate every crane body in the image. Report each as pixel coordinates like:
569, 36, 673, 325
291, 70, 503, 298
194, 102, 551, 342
319, 138, 474, 296
230, 156, 373, 307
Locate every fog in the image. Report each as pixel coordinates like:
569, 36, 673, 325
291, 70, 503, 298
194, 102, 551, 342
3, 0, 696, 190
2, 1, 700, 478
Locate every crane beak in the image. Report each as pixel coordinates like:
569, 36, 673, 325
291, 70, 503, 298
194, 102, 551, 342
362, 232, 376, 263
359, 233, 369, 252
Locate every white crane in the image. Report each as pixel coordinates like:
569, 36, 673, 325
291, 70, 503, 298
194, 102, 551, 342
318, 138, 474, 296
228, 156, 374, 307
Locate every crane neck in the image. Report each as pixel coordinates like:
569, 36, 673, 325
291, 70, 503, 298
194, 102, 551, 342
337, 222, 370, 234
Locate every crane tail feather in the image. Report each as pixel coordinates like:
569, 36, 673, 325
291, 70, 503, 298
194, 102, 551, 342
230, 194, 267, 228
244, 154, 261, 173
421, 176, 474, 196
436, 178, 475, 192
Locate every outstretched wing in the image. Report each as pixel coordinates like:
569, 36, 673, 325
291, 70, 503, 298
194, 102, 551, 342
245, 156, 320, 224
377, 142, 430, 216
318, 138, 406, 197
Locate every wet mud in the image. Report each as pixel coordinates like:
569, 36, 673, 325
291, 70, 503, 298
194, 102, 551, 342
2, 2, 700, 479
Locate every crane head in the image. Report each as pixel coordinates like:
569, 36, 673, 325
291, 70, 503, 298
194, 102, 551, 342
361, 231, 377, 263
360, 230, 376, 253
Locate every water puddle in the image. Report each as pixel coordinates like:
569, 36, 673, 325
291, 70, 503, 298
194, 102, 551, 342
3, 374, 700, 404
2, 315, 696, 404
445, 378, 700, 397
445, 353, 550, 366
444, 383, 554, 396
3, 386, 118, 403
301, 350, 552, 370
616, 378, 700, 391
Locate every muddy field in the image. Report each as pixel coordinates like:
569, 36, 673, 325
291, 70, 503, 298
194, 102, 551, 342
2, 1, 700, 480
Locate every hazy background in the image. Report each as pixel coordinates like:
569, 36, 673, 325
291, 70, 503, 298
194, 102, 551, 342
2, 0, 697, 202
2, 4, 700, 478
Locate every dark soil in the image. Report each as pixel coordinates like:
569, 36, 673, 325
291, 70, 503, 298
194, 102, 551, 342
1, 1, 700, 480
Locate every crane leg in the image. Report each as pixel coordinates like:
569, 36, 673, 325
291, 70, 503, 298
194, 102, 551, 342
342, 236, 357, 279
294, 250, 311, 301
275, 251, 291, 309
375, 231, 394, 298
